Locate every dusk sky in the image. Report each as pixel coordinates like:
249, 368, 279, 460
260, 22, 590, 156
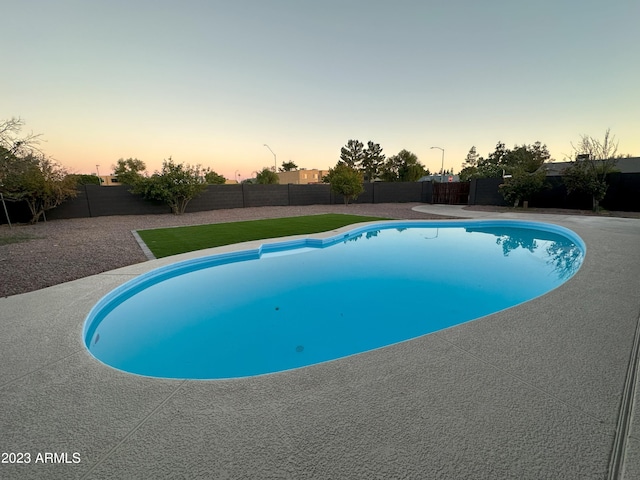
4, 0, 639, 181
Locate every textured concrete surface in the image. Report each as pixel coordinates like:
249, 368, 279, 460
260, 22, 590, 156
1, 205, 639, 479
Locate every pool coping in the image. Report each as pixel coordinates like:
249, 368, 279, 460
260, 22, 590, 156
1, 205, 639, 479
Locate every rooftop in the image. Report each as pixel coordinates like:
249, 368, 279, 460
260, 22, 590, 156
545, 156, 640, 175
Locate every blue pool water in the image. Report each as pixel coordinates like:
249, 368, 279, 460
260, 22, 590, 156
84, 220, 585, 379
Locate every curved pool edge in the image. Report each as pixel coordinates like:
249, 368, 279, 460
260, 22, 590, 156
83, 219, 586, 360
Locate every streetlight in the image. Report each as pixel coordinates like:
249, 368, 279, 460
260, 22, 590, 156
430, 147, 445, 183
263, 144, 276, 172
96, 164, 101, 185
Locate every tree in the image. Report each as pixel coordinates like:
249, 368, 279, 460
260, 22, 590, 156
475, 142, 509, 178
0, 119, 77, 223
204, 170, 226, 184
459, 146, 480, 181
499, 168, 548, 208
470, 141, 550, 180
379, 153, 403, 182
255, 167, 279, 184
68, 174, 101, 185
0, 117, 42, 158
0, 153, 78, 223
502, 142, 550, 172
279, 161, 298, 172
380, 149, 426, 181
563, 129, 620, 211
113, 158, 146, 185
339, 139, 365, 169
464, 146, 479, 166
398, 150, 427, 181
361, 141, 385, 182
133, 158, 207, 215
324, 163, 364, 205
498, 143, 550, 207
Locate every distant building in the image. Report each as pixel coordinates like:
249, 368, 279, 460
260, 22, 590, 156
544, 157, 640, 176
98, 175, 121, 186
418, 174, 460, 182
276, 169, 330, 184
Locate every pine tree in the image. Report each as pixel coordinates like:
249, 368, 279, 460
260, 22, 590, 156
361, 141, 385, 182
339, 140, 365, 169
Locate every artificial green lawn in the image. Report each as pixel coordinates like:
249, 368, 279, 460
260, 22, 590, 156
137, 213, 390, 258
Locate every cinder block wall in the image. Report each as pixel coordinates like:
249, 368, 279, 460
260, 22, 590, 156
289, 184, 331, 206
4, 173, 638, 224
468, 178, 508, 206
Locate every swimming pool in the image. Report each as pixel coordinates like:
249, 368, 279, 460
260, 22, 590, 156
84, 220, 585, 379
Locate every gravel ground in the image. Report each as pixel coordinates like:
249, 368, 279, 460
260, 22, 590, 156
0, 203, 454, 298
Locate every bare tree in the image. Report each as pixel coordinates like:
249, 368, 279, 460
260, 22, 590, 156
0, 117, 42, 158
571, 128, 619, 162
563, 129, 620, 211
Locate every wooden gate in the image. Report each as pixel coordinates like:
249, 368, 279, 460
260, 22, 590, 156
432, 182, 470, 205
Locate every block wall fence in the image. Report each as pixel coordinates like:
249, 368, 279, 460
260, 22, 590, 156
2, 182, 433, 223
466, 173, 640, 211
2, 174, 638, 224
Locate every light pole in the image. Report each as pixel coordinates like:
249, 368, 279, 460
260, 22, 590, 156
96, 164, 101, 185
430, 147, 445, 183
263, 144, 276, 172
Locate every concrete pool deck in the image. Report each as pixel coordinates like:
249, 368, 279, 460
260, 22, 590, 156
1, 205, 639, 479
